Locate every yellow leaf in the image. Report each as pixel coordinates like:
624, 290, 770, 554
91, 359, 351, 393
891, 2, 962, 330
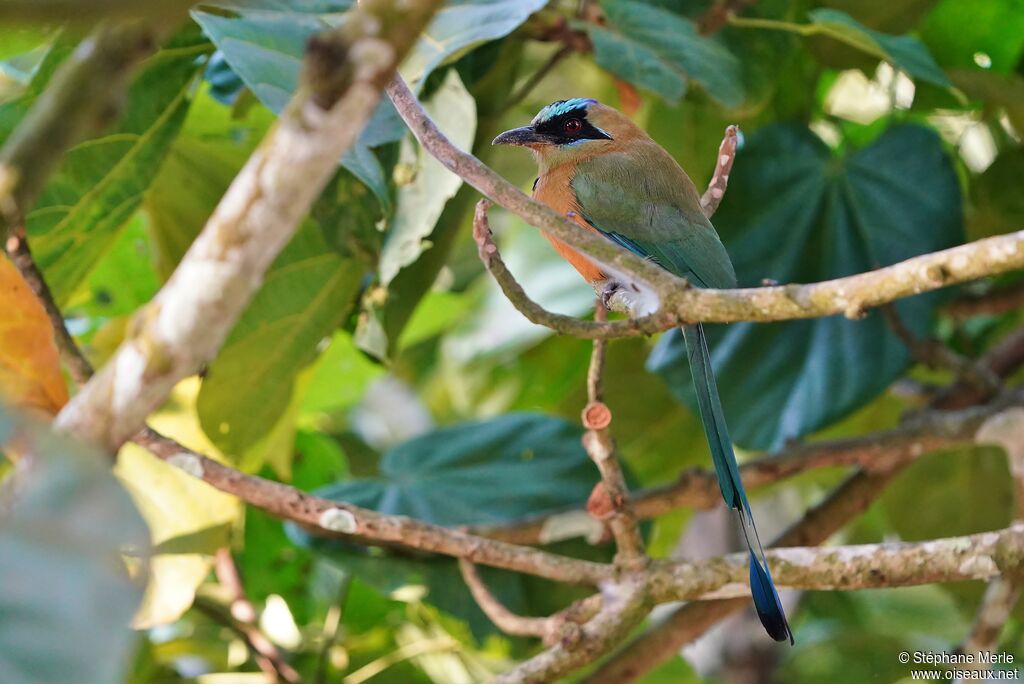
0, 254, 67, 414
115, 378, 242, 627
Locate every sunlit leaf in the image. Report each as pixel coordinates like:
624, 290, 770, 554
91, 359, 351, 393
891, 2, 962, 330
378, 70, 476, 285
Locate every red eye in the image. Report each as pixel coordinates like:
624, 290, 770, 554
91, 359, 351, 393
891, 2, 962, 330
563, 118, 583, 133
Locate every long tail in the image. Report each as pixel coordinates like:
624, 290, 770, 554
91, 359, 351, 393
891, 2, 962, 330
682, 324, 793, 644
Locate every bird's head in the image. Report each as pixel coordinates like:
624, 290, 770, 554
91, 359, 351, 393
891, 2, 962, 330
492, 98, 622, 167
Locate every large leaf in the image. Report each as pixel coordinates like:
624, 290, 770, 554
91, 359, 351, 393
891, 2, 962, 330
398, 0, 548, 84
197, 220, 366, 460
306, 413, 595, 525
378, 69, 476, 285
0, 255, 67, 414
288, 413, 600, 636
587, 0, 744, 107
0, 410, 148, 684
17, 30, 209, 304
648, 124, 963, 450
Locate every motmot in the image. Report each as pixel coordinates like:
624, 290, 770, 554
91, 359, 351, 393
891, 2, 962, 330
493, 98, 792, 643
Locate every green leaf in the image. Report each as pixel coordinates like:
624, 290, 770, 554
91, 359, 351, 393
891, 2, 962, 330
882, 446, 1012, 542
144, 85, 274, 280
287, 413, 600, 636
587, 0, 744, 107
806, 9, 952, 88
198, 221, 366, 459
302, 330, 384, 414
920, 0, 1024, 73
378, 69, 476, 285
398, 0, 549, 84
12, 29, 209, 304
190, 3, 400, 202
67, 213, 161, 319
191, 0, 544, 202
648, 124, 963, 449
304, 413, 595, 526
0, 410, 148, 684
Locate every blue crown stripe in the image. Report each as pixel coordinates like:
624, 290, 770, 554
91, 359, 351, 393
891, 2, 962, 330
533, 98, 598, 124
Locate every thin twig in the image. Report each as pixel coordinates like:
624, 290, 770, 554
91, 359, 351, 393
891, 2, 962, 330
192, 595, 299, 683
458, 558, 553, 638
212, 548, 301, 683
581, 299, 646, 567
503, 44, 574, 111
930, 326, 1024, 410
4, 227, 94, 385
882, 304, 1001, 395
945, 280, 1024, 319
700, 125, 739, 216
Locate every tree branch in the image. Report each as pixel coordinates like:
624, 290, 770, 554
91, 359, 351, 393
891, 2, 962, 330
387, 73, 1024, 336
458, 559, 603, 645
474, 390, 1022, 546
0, 20, 160, 242
494, 577, 651, 684
132, 428, 612, 587
584, 468, 902, 683
650, 522, 1024, 601
581, 299, 646, 567
54, 0, 444, 451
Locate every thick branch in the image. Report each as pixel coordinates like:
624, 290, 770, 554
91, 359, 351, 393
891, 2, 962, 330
0, 21, 160, 241
649, 523, 1024, 601
54, 0, 444, 451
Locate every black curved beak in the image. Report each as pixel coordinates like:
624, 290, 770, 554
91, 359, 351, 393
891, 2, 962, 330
492, 126, 545, 146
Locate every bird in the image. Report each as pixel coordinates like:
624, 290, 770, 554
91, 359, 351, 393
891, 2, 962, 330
492, 98, 792, 644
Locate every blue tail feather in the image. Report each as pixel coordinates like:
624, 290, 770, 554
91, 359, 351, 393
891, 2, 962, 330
683, 324, 792, 643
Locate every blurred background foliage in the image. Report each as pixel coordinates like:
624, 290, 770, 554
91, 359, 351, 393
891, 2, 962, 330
1, 0, 1023, 681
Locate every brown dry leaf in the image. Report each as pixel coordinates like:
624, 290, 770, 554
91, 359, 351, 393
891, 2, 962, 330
0, 254, 67, 414
614, 78, 642, 117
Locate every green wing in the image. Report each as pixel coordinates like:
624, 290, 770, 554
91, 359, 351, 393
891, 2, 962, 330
570, 144, 737, 289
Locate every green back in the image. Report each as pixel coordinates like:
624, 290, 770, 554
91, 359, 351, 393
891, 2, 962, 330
570, 144, 737, 289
